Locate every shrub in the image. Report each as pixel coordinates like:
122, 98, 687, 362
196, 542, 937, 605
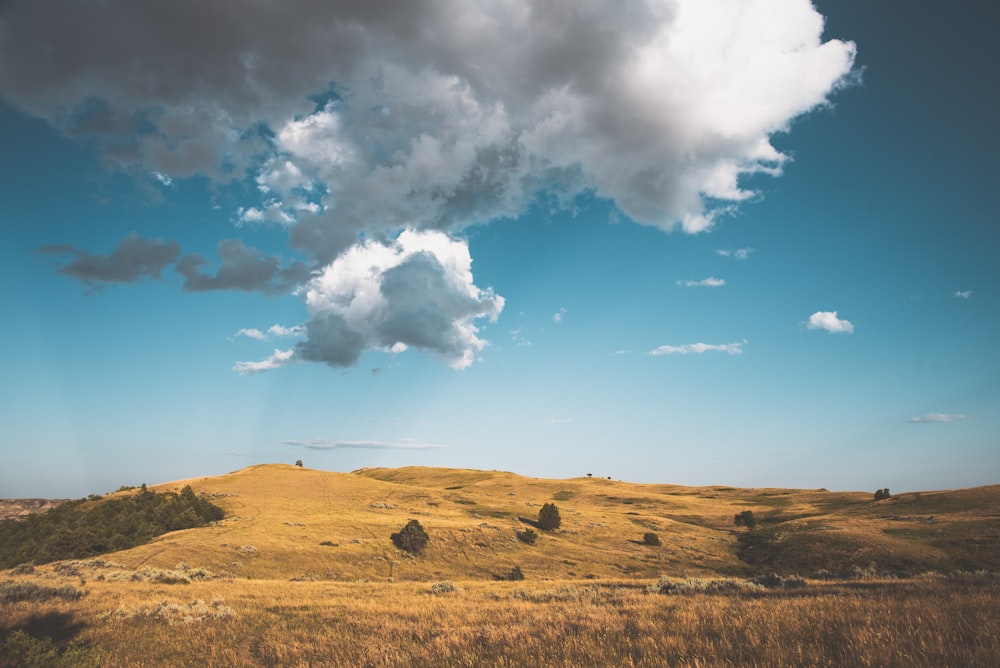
0, 581, 84, 603
538, 503, 561, 530
516, 528, 538, 545
390, 519, 429, 555
874, 488, 891, 501
430, 581, 458, 595
734, 510, 757, 530
643, 532, 661, 546
506, 565, 525, 581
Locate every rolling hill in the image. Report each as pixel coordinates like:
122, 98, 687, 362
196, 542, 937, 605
76, 464, 1000, 581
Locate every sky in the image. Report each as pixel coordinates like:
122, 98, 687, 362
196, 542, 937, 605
1, 0, 997, 498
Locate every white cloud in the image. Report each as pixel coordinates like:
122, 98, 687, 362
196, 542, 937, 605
292, 229, 504, 370
284, 439, 444, 450
234, 328, 266, 341
954, 290, 972, 299
677, 277, 726, 287
648, 341, 745, 355
716, 247, 754, 260
552, 308, 567, 324
152, 171, 173, 187
233, 348, 295, 375
545, 418, 572, 424
908, 413, 968, 424
268, 324, 303, 337
807, 311, 854, 334
234, 324, 303, 341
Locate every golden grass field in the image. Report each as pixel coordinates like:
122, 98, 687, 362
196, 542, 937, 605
2, 464, 999, 666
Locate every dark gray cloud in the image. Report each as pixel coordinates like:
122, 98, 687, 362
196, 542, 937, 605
177, 239, 310, 294
39, 233, 179, 288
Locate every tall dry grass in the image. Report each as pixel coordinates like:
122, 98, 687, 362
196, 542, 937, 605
3, 575, 997, 667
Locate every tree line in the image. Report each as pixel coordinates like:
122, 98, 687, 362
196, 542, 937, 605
0, 485, 224, 568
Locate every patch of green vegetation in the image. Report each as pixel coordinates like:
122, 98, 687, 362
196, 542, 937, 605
552, 490, 575, 501
0, 486, 224, 568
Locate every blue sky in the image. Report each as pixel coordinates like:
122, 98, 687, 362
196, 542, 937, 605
1, 0, 997, 498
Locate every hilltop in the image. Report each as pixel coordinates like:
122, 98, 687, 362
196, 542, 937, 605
53, 463, 999, 581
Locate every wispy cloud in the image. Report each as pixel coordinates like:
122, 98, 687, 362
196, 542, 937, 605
806, 311, 854, 334
552, 308, 567, 324
233, 348, 295, 375
39, 233, 180, 289
908, 413, 968, 424
716, 248, 754, 260
677, 277, 725, 288
284, 439, 445, 450
648, 341, 745, 356
545, 418, 572, 424
234, 324, 304, 341
954, 290, 972, 299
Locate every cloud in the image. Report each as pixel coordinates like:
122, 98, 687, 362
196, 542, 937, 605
9, 1, 856, 370
552, 308, 567, 324
176, 239, 311, 294
716, 247, 754, 260
648, 341, 745, 355
806, 311, 854, 334
233, 324, 303, 341
39, 233, 180, 288
284, 439, 444, 450
677, 277, 726, 287
908, 413, 968, 424
235, 230, 503, 372
233, 348, 295, 375
954, 290, 972, 299
234, 328, 267, 341
545, 418, 572, 424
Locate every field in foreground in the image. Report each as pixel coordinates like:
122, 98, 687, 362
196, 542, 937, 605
2, 571, 998, 667
2, 464, 999, 666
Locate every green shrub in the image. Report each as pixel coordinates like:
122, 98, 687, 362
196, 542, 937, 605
643, 532, 661, 546
734, 510, 757, 530
538, 503, 561, 531
506, 565, 525, 581
516, 528, 538, 545
390, 519, 429, 555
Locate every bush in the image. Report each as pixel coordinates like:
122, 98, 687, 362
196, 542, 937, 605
734, 510, 757, 530
874, 488, 891, 501
538, 503, 561, 530
516, 528, 538, 545
643, 532, 661, 546
390, 519, 429, 555
506, 565, 525, 581
430, 581, 458, 595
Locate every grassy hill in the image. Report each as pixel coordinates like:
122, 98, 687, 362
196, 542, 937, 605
89, 464, 1000, 581
3, 464, 999, 667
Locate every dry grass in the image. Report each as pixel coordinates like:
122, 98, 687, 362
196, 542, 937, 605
1, 574, 997, 666
2, 464, 998, 665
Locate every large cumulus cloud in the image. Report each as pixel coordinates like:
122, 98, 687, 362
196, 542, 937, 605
2, 0, 856, 370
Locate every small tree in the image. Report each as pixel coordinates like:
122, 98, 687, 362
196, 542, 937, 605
874, 488, 891, 501
294, 460, 303, 467
516, 528, 538, 545
643, 532, 661, 546
734, 510, 757, 530
507, 565, 525, 581
390, 519, 429, 555
538, 503, 561, 530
